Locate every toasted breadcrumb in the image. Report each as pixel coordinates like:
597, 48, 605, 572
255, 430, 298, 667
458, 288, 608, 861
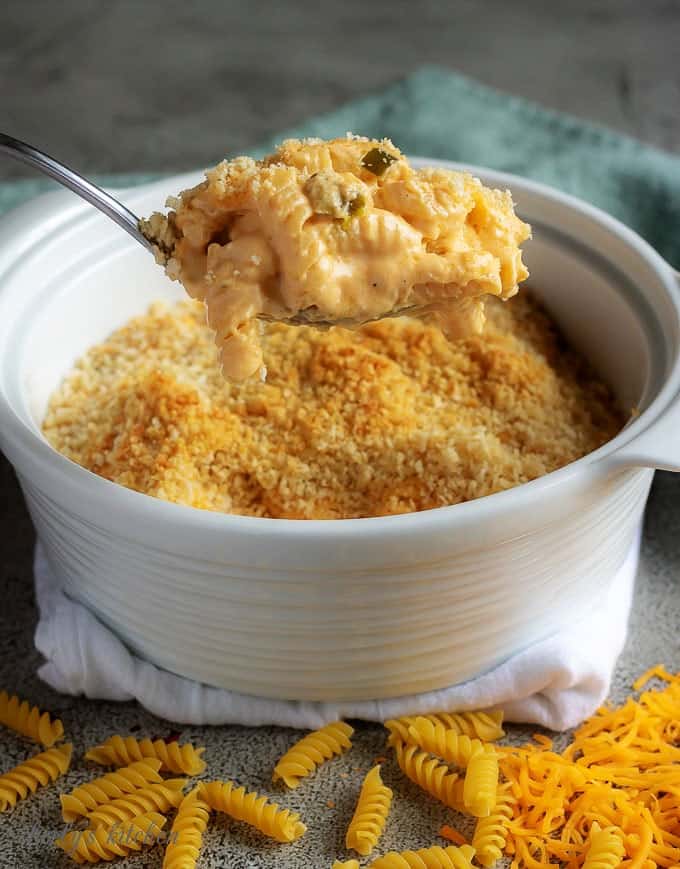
42, 293, 622, 520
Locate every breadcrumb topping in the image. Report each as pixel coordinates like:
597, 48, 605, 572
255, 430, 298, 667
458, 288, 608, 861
42, 294, 622, 519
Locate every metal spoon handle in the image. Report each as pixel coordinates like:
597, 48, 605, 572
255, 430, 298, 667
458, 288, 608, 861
0, 132, 154, 254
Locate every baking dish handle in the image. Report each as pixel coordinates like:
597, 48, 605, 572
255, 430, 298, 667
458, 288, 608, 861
610, 268, 680, 472
612, 400, 680, 472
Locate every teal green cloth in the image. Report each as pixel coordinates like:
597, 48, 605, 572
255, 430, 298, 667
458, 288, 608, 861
2, 66, 679, 267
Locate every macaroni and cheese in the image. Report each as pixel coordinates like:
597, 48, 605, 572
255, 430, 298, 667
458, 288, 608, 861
141, 136, 531, 380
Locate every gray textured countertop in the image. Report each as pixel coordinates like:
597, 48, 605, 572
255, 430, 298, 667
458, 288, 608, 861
1, 1, 679, 865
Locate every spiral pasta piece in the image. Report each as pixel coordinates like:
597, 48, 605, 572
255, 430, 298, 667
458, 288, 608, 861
60, 758, 163, 821
162, 786, 211, 869
463, 748, 499, 817
0, 743, 72, 812
407, 718, 490, 767
345, 764, 393, 856
199, 779, 306, 843
273, 721, 354, 788
0, 690, 64, 747
85, 778, 187, 828
369, 842, 476, 868
55, 811, 166, 863
385, 711, 503, 747
385, 716, 424, 746
444, 711, 504, 742
582, 822, 626, 869
471, 783, 515, 867
84, 735, 206, 775
393, 741, 464, 810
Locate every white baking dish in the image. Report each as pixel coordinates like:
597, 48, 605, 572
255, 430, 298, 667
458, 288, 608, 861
0, 161, 679, 703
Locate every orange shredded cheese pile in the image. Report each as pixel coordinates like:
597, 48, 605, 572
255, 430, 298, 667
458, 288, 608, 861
496, 666, 680, 869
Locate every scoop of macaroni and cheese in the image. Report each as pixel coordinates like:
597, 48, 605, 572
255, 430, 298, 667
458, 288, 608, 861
140, 136, 531, 380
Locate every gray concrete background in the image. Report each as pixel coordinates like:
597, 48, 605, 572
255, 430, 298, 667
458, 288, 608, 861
1, 1, 679, 866
1, 0, 680, 183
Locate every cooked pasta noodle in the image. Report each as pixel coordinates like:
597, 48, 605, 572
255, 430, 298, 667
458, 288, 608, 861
84, 735, 206, 775
463, 749, 499, 818
162, 786, 211, 869
273, 721, 354, 788
345, 764, 393, 856
0, 743, 71, 812
55, 811, 166, 863
393, 741, 464, 810
0, 690, 64, 747
60, 758, 163, 821
582, 822, 626, 869
199, 779, 306, 843
85, 778, 187, 828
471, 782, 515, 866
407, 718, 490, 767
369, 842, 476, 869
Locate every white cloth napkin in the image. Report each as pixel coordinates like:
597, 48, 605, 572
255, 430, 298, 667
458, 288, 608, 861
34, 529, 640, 731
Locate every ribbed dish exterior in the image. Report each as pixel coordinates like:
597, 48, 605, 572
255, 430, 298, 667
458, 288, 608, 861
20, 467, 652, 702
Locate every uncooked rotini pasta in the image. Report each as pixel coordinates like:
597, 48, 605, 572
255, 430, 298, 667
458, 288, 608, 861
0, 690, 64, 748
199, 779, 306, 843
345, 764, 393, 856
60, 757, 163, 822
84, 734, 206, 775
85, 778, 187, 828
369, 842, 476, 869
393, 741, 464, 810
162, 786, 211, 869
460, 709, 505, 742
0, 743, 72, 812
273, 721, 354, 788
407, 718, 490, 767
385, 716, 428, 747
582, 822, 626, 869
462, 748, 499, 818
385, 711, 503, 747
443, 711, 504, 742
55, 811, 166, 864
471, 783, 515, 867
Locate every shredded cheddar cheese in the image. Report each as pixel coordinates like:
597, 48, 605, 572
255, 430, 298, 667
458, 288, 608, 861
440, 825, 469, 846
387, 667, 680, 869
498, 670, 680, 869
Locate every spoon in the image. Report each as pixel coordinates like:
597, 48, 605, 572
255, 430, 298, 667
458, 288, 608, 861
0, 132, 157, 255
0, 131, 429, 326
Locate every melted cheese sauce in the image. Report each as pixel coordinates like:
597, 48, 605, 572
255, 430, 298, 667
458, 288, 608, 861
147, 136, 531, 380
